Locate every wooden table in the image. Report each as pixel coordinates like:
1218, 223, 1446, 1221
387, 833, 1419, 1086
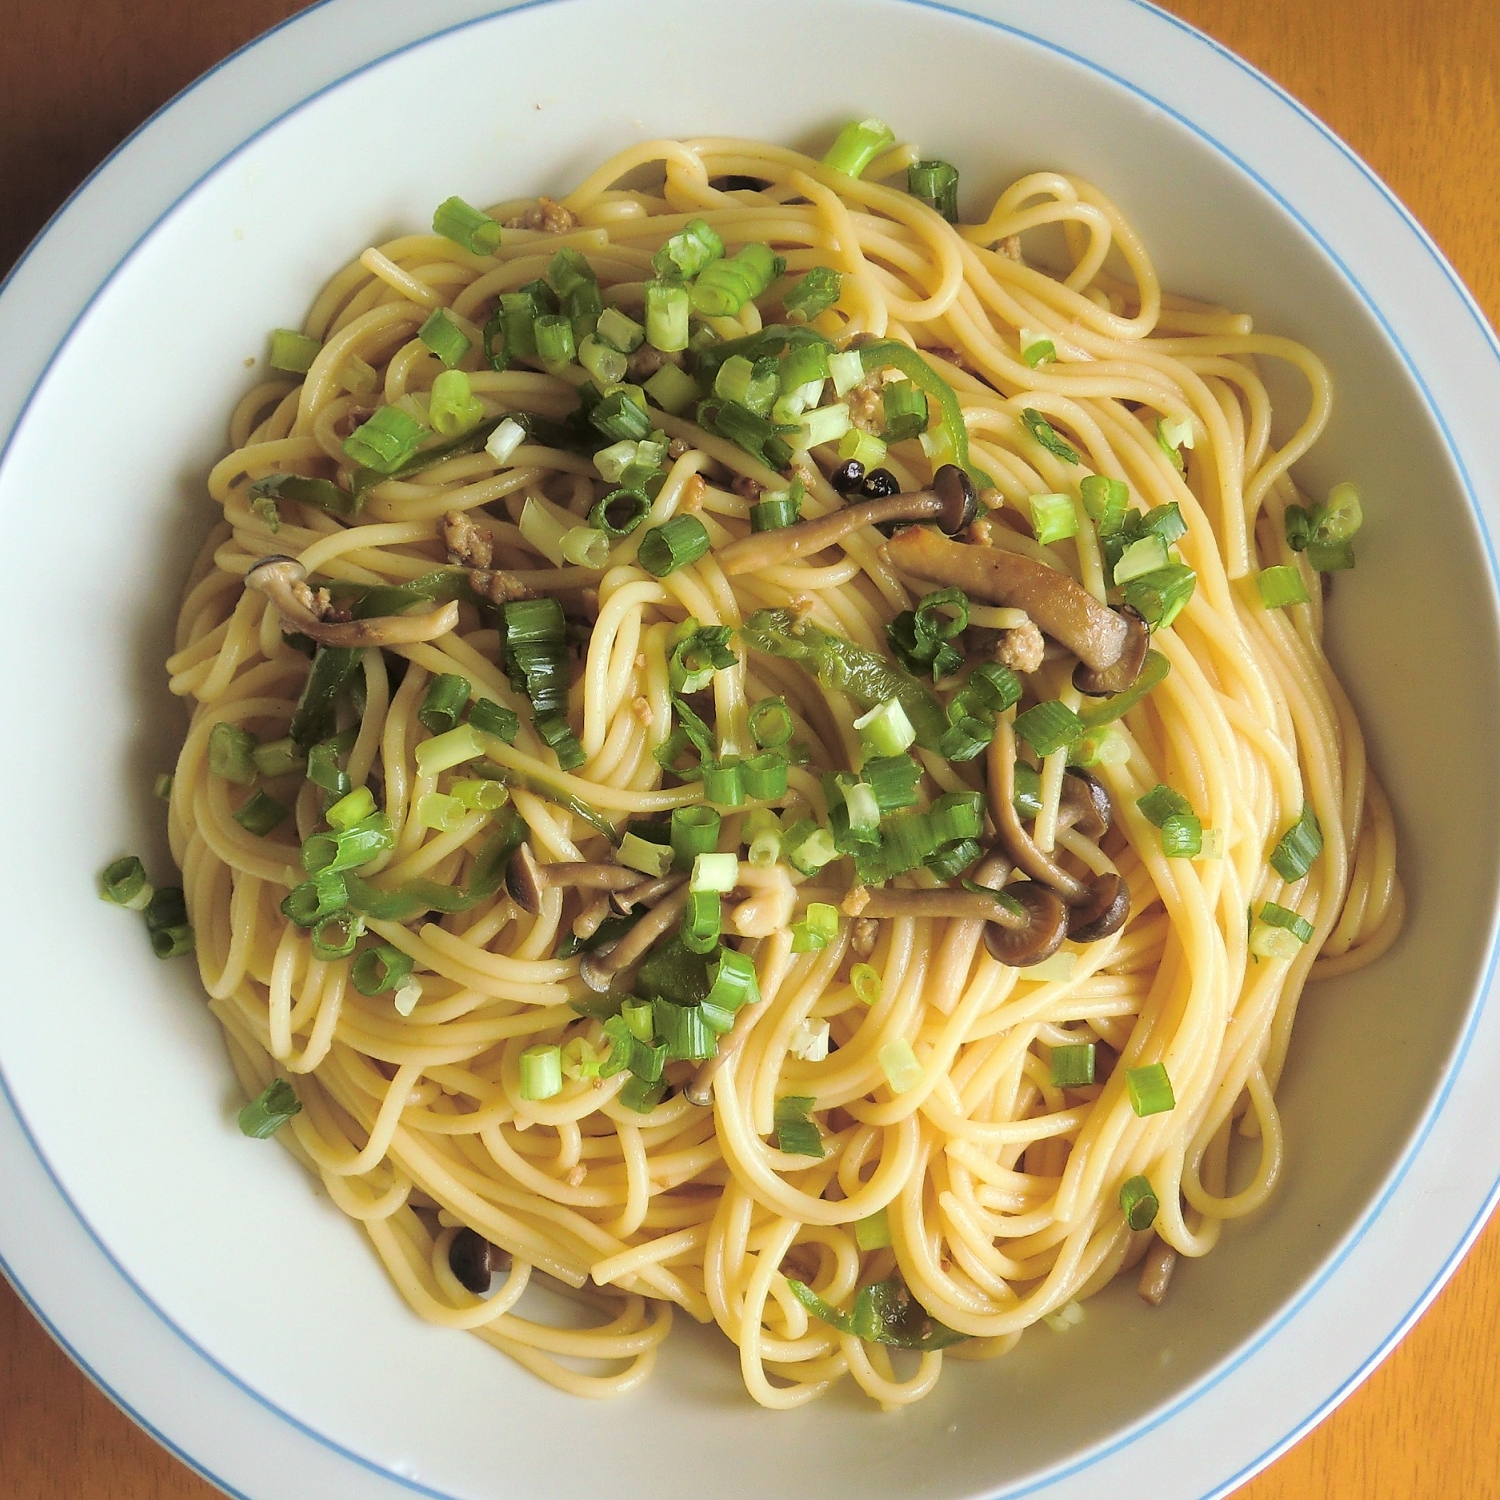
3, 0, 1498, 1494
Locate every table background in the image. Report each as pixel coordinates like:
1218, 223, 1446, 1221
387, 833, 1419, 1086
2, 0, 1498, 1495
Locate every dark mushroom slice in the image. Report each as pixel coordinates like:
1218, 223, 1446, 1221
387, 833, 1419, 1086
986, 717, 1088, 902
448, 1227, 510, 1296
883, 525, 1146, 684
1074, 606, 1151, 696
1137, 1238, 1179, 1307
246, 555, 460, 648
505, 844, 646, 915
1066, 873, 1130, 943
1057, 770, 1113, 840
716, 463, 977, 576
982, 882, 1068, 967
577, 884, 692, 992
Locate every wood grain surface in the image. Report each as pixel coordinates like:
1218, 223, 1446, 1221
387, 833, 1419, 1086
2, 1, 1498, 1496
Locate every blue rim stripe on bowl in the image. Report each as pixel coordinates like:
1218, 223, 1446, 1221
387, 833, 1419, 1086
1, 4, 1497, 1498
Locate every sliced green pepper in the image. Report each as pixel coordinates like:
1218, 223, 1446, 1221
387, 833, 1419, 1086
786, 1277, 967, 1351
740, 608, 947, 751
1077, 649, 1171, 729
343, 812, 523, 922
857, 340, 994, 490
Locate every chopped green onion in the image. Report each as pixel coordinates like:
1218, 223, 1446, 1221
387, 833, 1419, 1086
485, 416, 527, 465
1019, 328, 1056, 368
829, 349, 866, 397
234, 790, 289, 836
861, 755, 920, 813
907, 159, 959, 221
851, 963, 882, 1005
534, 714, 586, 771
310, 909, 365, 961
494, 291, 540, 362
1250, 921, 1303, 961
1021, 409, 1080, 464
589, 487, 651, 538
578, 334, 627, 387
644, 279, 690, 352
426, 370, 483, 437
1137, 784, 1192, 827
1156, 414, 1194, 468
619, 1075, 670, 1112
881, 380, 929, 443
715, 353, 777, 414
1050, 1042, 1096, 1088
691, 243, 783, 317
681, 889, 723, 954
784, 266, 843, 323
269, 328, 321, 374
532, 312, 575, 372
671, 804, 722, 869
144, 885, 191, 950
795, 402, 852, 450
701, 759, 745, 807
560, 1036, 604, 1081
251, 737, 303, 778
154, 773, 174, 800
838, 427, 887, 469
638, 515, 711, 577
654, 218, 725, 279
855, 699, 917, 757
414, 723, 484, 776
301, 812, 394, 875
419, 308, 471, 369
597, 306, 645, 353
742, 751, 789, 800
1319, 482, 1363, 543
1123, 563, 1197, 630
518, 1043, 564, 1101
338, 355, 378, 396
100, 855, 153, 911
878, 1038, 923, 1095
416, 791, 466, 832
1126, 1062, 1175, 1117
855, 1208, 892, 1250
589, 388, 653, 442
791, 902, 839, 953
432, 196, 502, 255
746, 814, 782, 869
744, 696, 793, 750
773, 1095, 825, 1158
929, 791, 984, 844
238, 1078, 302, 1138
1159, 812, 1202, 858
343, 405, 429, 473
655, 997, 716, 1060
1119, 1174, 1160, 1231
924, 838, 980, 880
1270, 803, 1323, 882
784, 819, 838, 875
1080, 474, 1129, 535
1013, 701, 1084, 758
418, 674, 472, 735
1113, 533, 1170, 585
704, 945, 760, 1012
560, 526, 611, 568
468, 698, 520, 744
613, 832, 671, 881
644, 363, 700, 415
448, 777, 507, 812
1259, 901, 1314, 943
351, 943, 415, 996
969, 661, 1023, 713
1030, 492, 1079, 546
209, 722, 258, 785
1257, 564, 1309, 609
691, 852, 740, 893
823, 118, 895, 178
305, 738, 351, 798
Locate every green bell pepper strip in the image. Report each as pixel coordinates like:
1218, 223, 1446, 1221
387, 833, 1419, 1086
1077, 649, 1171, 729
857, 340, 994, 490
288, 646, 362, 749
343, 812, 523, 922
472, 761, 620, 845
786, 1277, 968, 1351
740, 608, 947, 752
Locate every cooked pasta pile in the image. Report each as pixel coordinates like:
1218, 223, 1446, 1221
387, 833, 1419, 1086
156, 126, 1402, 1408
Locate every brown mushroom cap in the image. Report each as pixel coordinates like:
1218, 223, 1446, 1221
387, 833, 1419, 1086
448, 1227, 508, 1295
1066, 873, 1131, 943
1058, 770, 1113, 841
883, 526, 1132, 675
982, 882, 1068, 967
716, 464, 977, 576
245, 555, 460, 648
505, 844, 646, 915
1074, 606, 1151, 696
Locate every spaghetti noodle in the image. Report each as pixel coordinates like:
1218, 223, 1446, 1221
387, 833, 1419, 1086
154, 128, 1401, 1408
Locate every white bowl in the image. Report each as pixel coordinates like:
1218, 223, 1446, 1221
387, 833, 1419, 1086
4, 2, 1500, 1498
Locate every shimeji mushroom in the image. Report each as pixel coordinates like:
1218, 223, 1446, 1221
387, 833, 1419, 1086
577, 884, 691, 992
504, 844, 647, 915
716, 464, 979, 576
245, 555, 460, 648
882, 525, 1151, 693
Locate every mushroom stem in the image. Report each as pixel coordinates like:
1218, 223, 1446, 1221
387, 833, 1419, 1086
1137, 1239, 1179, 1307
577, 885, 691, 992
717, 464, 976, 576
246, 556, 459, 648
986, 716, 1088, 902
841, 884, 1026, 929
883, 526, 1131, 673
506, 844, 646, 915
